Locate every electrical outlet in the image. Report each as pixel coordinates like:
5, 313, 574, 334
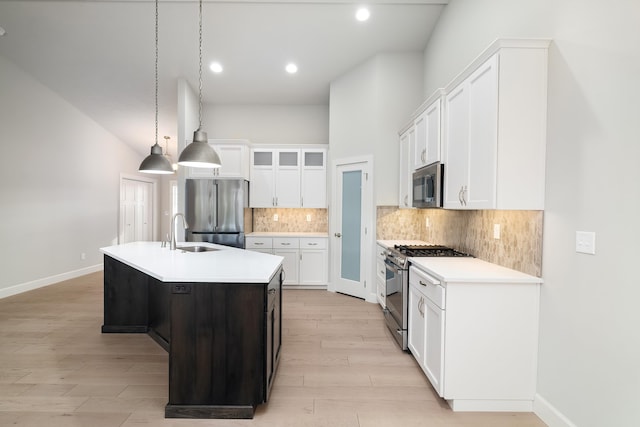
273, 214, 278, 222
576, 231, 596, 254
81, 252, 86, 260
493, 224, 501, 239
306, 214, 312, 222
425, 217, 430, 228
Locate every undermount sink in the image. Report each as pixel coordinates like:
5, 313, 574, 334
177, 246, 219, 253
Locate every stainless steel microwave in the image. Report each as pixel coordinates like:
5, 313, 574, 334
412, 162, 443, 208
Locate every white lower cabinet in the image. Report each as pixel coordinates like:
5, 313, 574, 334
299, 238, 328, 285
274, 238, 299, 286
408, 266, 445, 396
408, 263, 540, 412
246, 235, 327, 287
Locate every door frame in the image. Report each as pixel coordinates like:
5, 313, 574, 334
329, 155, 376, 303
118, 173, 159, 244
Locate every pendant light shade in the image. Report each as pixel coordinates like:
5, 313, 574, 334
139, 0, 174, 174
178, 128, 221, 168
177, 0, 221, 169
139, 142, 174, 174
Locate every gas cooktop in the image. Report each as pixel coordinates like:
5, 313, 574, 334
393, 244, 472, 258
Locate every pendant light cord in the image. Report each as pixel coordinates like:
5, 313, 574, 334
155, 0, 159, 146
198, 0, 203, 129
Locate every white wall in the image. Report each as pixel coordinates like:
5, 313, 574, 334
329, 53, 424, 205
422, 1, 640, 426
0, 54, 142, 297
204, 104, 329, 145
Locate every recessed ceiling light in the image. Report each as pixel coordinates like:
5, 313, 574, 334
285, 63, 298, 74
355, 8, 370, 22
209, 62, 223, 73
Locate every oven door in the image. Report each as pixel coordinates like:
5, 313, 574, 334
384, 258, 407, 349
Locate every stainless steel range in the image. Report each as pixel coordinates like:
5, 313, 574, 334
383, 245, 471, 350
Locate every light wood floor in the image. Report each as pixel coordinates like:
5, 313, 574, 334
0, 272, 547, 426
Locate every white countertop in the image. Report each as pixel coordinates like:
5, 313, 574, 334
377, 239, 430, 249
409, 257, 542, 284
247, 232, 328, 238
101, 242, 283, 283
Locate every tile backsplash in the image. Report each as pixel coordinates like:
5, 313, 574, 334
377, 207, 543, 277
253, 208, 328, 233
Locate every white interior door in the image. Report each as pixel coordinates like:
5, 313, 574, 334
332, 158, 372, 300
119, 176, 155, 244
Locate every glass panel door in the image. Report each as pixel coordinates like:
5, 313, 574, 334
341, 170, 361, 281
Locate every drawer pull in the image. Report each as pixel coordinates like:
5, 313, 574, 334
308, 243, 318, 246
419, 280, 428, 287
281, 243, 291, 246
254, 242, 264, 245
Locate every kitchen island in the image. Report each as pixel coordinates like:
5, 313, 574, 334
100, 242, 283, 419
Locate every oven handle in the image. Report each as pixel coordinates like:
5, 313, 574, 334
384, 258, 400, 274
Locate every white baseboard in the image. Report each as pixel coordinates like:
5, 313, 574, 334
447, 399, 533, 412
0, 264, 104, 299
534, 393, 577, 427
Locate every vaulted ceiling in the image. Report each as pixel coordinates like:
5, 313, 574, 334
0, 0, 446, 155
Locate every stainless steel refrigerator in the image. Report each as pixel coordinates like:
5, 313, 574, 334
185, 179, 250, 248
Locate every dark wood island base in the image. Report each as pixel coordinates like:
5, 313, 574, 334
102, 255, 283, 419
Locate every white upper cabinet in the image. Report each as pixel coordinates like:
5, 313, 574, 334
249, 146, 327, 208
250, 148, 300, 208
413, 93, 442, 170
398, 128, 413, 209
186, 139, 250, 180
301, 149, 327, 208
443, 39, 550, 210
274, 150, 301, 207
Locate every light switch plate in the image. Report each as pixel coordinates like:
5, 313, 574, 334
576, 231, 596, 254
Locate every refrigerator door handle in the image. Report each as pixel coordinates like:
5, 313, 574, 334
214, 182, 219, 231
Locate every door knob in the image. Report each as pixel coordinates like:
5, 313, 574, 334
334, 232, 342, 238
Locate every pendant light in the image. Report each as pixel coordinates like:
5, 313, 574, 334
139, 0, 173, 175
178, 0, 221, 169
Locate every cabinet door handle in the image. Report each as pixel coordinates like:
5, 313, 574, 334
458, 186, 464, 206
404, 195, 408, 206
463, 185, 468, 206
419, 280, 427, 287
334, 232, 342, 238
268, 288, 276, 295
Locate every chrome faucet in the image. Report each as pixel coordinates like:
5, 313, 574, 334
170, 213, 189, 250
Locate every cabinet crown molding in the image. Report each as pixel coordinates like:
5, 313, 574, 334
444, 38, 551, 94
399, 38, 552, 137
